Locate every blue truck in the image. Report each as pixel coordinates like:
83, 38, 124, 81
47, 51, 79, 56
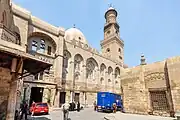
97, 92, 123, 112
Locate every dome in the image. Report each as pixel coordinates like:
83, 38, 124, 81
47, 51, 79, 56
64, 27, 87, 44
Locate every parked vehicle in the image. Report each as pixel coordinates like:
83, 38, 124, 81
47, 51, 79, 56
30, 102, 49, 115
97, 92, 124, 112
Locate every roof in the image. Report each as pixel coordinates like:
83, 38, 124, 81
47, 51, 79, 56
64, 27, 87, 44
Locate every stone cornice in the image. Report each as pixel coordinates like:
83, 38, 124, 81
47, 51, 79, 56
101, 35, 124, 47
11, 3, 65, 37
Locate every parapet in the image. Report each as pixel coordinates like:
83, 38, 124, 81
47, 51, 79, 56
11, 3, 65, 36
69, 39, 123, 67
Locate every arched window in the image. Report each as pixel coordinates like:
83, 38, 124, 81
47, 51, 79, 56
86, 58, 98, 80
1, 11, 7, 26
74, 72, 80, 81
74, 54, 83, 72
108, 66, 113, 79
106, 48, 110, 52
100, 77, 104, 84
63, 50, 71, 68
14, 32, 21, 45
100, 63, 106, 76
115, 67, 120, 79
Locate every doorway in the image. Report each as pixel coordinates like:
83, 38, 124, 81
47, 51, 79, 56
150, 90, 169, 112
60, 92, 66, 105
74, 93, 80, 103
29, 87, 44, 106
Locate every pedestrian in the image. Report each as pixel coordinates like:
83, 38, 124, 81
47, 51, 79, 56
31, 101, 36, 116
20, 101, 28, 120
77, 101, 80, 112
62, 102, 70, 120
72, 101, 75, 111
93, 101, 97, 111
14, 110, 19, 120
113, 103, 117, 113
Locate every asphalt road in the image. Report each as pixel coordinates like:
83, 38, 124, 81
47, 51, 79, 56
27, 108, 175, 120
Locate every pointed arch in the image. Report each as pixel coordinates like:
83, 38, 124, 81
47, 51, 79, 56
100, 77, 104, 84
1, 11, 7, 26
100, 63, 106, 76
63, 50, 71, 68
115, 67, 120, 79
74, 54, 83, 71
86, 57, 98, 80
108, 66, 113, 75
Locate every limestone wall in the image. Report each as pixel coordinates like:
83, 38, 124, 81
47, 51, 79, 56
121, 57, 180, 116
121, 66, 148, 114
167, 56, 180, 112
0, 67, 11, 119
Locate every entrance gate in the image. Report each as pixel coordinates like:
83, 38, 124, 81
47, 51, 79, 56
150, 91, 169, 111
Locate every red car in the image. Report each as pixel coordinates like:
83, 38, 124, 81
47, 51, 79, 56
30, 102, 49, 115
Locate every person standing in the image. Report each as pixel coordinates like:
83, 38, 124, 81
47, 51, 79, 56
20, 101, 28, 120
77, 101, 80, 112
62, 102, 70, 120
93, 101, 97, 111
113, 103, 117, 113
31, 101, 36, 116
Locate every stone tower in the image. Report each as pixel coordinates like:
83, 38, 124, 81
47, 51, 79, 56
101, 6, 124, 65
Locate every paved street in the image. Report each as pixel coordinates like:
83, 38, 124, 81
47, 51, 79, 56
28, 108, 175, 120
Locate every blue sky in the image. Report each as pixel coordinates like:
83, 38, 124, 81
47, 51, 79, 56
13, 0, 180, 67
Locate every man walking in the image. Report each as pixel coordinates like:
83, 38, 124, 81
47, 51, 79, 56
20, 101, 28, 120
62, 102, 70, 120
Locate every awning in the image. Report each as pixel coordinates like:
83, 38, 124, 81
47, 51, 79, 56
0, 45, 52, 76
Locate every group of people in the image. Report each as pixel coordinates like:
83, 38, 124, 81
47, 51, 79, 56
93, 101, 118, 113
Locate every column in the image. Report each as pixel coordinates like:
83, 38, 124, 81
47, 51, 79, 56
6, 75, 18, 120
82, 64, 87, 107
54, 90, 60, 108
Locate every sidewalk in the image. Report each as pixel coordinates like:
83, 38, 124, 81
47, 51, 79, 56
104, 112, 175, 120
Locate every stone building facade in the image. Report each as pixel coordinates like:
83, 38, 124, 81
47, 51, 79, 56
2, 0, 180, 119
0, 0, 52, 120
121, 56, 180, 117
6, 2, 123, 109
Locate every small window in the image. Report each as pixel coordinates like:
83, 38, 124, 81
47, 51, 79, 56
39, 39, 45, 53
118, 48, 121, 53
106, 48, 110, 52
108, 79, 111, 82
39, 71, 44, 80
32, 41, 38, 51
47, 46, 52, 55
115, 81, 118, 84
34, 74, 38, 80
119, 56, 122, 59
79, 37, 81, 40
107, 31, 110, 34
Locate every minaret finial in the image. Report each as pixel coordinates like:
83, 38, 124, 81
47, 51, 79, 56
108, 3, 113, 8
140, 53, 147, 65
73, 24, 76, 28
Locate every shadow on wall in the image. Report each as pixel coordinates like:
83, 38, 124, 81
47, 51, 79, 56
0, 100, 8, 120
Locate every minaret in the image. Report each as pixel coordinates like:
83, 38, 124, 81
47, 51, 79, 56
101, 5, 124, 65
140, 54, 147, 65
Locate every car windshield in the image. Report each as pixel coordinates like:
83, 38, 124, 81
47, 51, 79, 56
36, 103, 48, 107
